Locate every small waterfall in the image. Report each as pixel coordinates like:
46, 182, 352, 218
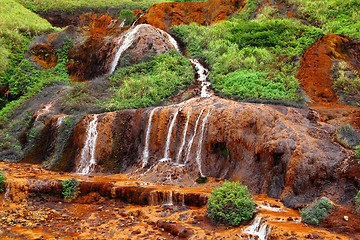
109, 24, 143, 75
190, 59, 212, 98
56, 116, 66, 127
163, 191, 173, 206
76, 115, 99, 175
244, 217, 271, 240
2, 182, 10, 204
162, 108, 181, 161
35, 100, 55, 121
158, 29, 180, 51
176, 111, 191, 164
119, 19, 125, 28
184, 109, 205, 165
195, 110, 211, 177
142, 108, 156, 168
149, 191, 158, 206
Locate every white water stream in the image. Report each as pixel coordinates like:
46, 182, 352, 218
243, 217, 271, 240
142, 108, 156, 168
76, 115, 99, 175
56, 116, 66, 127
162, 108, 181, 161
195, 109, 211, 177
2, 182, 11, 204
190, 59, 212, 98
176, 110, 191, 164
184, 109, 205, 165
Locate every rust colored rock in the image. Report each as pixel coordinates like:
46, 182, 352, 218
157, 219, 194, 238
138, 0, 246, 31
297, 34, 360, 105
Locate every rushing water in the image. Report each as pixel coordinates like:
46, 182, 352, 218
109, 24, 180, 75
243, 217, 271, 240
56, 116, 66, 127
176, 110, 191, 164
2, 182, 11, 204
76, 115, 99, 175
190, 59, 212, 98
184, 109, 205, 165
162, 108, 181, 161
195, 109, 211, 177
142, 108, 156, 168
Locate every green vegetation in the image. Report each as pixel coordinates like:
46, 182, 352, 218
300, 197, 334, 225
172, 17, 323, 102
16, 0, 177, 12
206, 181, 255, 226
118, 10, 136, 27
355, 190, 360, 215
62, 178, 79, 200
0, 0, 55, 76
105, 50, 193, 111
0, 171, 6, 192
284, 0, 360, 40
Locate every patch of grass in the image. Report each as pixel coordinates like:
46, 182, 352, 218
0, 171, 6, 192
62, 178, 79, 200
15, 0, 185, 12
206, 181, 255, 226
300, 197, 334, 225
105, 50, 194, 111
171, 17, 323, 102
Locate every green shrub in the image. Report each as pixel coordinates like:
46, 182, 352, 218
62, 178, 79, 200
300, 197, 334, 225
105, 50, 193, 111
0, 171, 6, 192
355, 190, 360, 215
206, 181, 256, 226
118, 10, 135, 27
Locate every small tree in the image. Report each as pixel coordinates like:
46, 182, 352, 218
206, 181, 256, 226
118, 10, 135, 27
62, 178, 79, 200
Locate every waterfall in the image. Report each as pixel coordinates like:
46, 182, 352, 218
109, 24, 180, 75
243, 217, 271, 240
56, 116, 66, 127
163, 191, 173, 206
142, 108, 156, 168
176, 110, 191, 164
189, 59, 212, 98
149, 191, 158, 206
162, 108, 181, 161
184, 109, 205, 165
108, 24, 143, 75
195, 110, 211, 177
35, 100, 55, 121
2, 182, 10, 204
158, 29, 180, 51
76, 115, 99, 175
119, 19, 125, 28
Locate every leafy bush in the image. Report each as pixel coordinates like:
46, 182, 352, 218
62, 178, 79, 200
118, 10, 135, 27
105, 50, 193, 111
206, 181, 255, 226
300, 197, 334, 225
0, 171, 6, 192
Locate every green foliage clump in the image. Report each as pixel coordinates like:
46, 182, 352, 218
300, 197, 334, 225
284, 0, 360, 40
0, 171, 6, 193
105, 50, 193, 110
172, 17, 323, 102
335, 124, 360, 148
118, 10, 135, 27
62, 178, 79, 200
206, 181, 256, 226
355, 190, 360, 215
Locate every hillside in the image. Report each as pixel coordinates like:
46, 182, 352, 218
0, 0, 359, 239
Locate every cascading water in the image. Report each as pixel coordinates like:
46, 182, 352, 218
195, 109, 211, 177
142, 108, 156, 168
190, 59, 212, 98
75, 115, 99, 175
176, 110, 191, 164
243, 217, 271, 240
163, 191, 173, 205
162, 108, 181, 161
109, 24, 180, 75
56, 116, 66, 127
2, 182, 10, 204
184, 109, 205, 165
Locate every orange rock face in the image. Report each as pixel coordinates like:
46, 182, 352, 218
297, 34, 360, 106
138, 0, 246, 31
25, 96, 359, 209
